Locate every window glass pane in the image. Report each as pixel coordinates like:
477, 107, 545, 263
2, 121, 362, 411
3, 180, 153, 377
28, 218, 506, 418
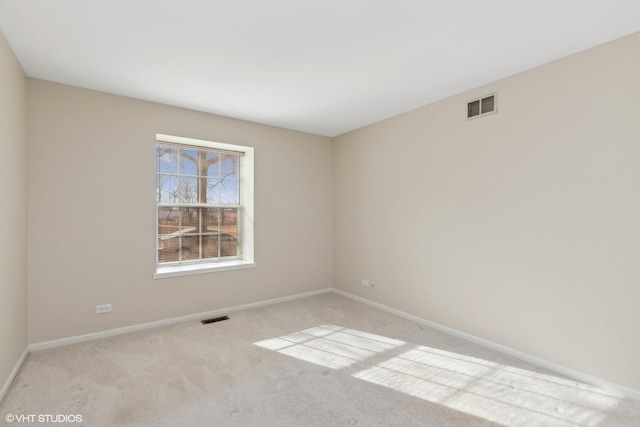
178, 231, 201, 261
220, 208, 239, 257
220, 179, 239, 204
179, 176, 198, 203
157, 175, 178, 203
179, 207, 199, 228
205, 208, 220, 231
221, 154, 239, 179
206, 178, 221, 204
481, 96, 495, 114
158, 242, 181, 263
156, 146, 178, 174
158, 207, 179, 234
180, 149, 199, 176
217, 232, 238, 257
204, 152, 220, 177
221, 207, 238, 228
158, 207, 180, 263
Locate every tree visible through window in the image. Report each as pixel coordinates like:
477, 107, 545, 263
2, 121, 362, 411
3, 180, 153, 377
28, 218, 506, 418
156, 143, 241, 265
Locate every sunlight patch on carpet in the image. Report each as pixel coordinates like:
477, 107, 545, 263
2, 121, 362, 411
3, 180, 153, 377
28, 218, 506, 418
254, 324, 405, 369
255, 324, 623, 426
352, 345, 621, 427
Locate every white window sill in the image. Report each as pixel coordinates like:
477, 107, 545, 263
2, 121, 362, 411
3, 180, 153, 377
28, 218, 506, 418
154, 260, 256, 279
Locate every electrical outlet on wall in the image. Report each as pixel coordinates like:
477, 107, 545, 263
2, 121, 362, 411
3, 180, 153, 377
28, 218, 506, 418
361, 279, 376, 289
96, 304, 112, 314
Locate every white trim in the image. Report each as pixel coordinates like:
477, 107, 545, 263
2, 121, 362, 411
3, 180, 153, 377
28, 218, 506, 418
154, 260, 256, 279
156, 133, 249, 154
29, 288, 332, 352
331, 288, 640, 401
24, 286, 639, 400
0, 346, 29, 403
154, 133, 255, 277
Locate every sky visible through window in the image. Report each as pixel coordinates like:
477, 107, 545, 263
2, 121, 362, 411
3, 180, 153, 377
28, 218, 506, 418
156, 145, 239, 205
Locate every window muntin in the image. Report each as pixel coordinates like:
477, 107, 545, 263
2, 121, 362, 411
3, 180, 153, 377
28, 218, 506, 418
156, 143, 241, 266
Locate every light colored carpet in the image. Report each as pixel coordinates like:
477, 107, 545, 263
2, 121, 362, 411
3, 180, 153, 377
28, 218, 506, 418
1, 293, 639, 426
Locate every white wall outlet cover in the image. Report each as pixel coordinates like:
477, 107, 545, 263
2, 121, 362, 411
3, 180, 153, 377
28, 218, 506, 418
96, 304, 112, 314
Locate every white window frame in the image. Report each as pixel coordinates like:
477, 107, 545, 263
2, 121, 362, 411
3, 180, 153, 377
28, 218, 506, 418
153, 134, 255, 279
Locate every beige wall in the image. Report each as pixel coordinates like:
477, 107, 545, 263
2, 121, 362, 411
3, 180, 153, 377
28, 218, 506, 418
0, 31, 28, 393
27, 80, 333, 343
333, 32, 640, 391
11, 26, 640, 396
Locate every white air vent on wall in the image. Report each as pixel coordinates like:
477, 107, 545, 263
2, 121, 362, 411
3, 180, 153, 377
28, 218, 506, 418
467, 93, 497, 119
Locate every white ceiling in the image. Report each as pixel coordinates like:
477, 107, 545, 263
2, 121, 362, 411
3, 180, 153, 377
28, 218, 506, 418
1, 1, 639, 137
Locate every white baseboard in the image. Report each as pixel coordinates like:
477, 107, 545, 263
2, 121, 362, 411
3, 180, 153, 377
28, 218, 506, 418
0, 346, 29, 403
30, 288, 332, 352
332, 288, 640, 401
25, 286, 640, 401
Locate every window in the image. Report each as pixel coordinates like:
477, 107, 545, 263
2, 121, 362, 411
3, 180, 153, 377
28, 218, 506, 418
154, 134, 255, 278
467, 93, 497, 119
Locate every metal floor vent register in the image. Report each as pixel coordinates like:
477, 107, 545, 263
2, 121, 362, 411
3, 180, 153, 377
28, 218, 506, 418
201, 315, 230, 325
